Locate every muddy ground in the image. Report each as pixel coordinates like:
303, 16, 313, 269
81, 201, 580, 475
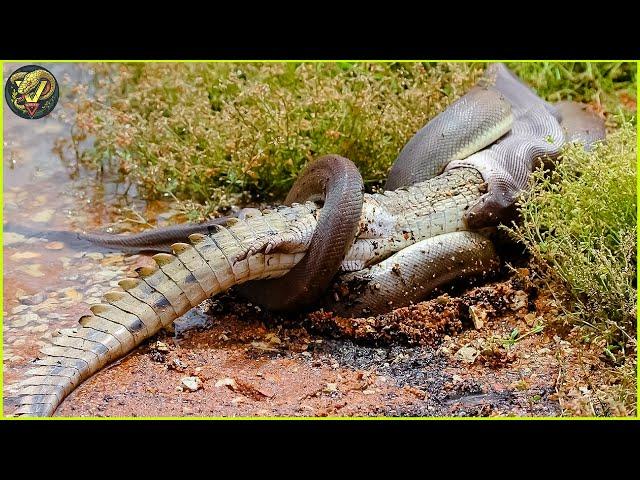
46, 269, 626, 418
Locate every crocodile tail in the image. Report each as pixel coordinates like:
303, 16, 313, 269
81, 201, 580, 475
7, 208, 315, 417
6, 233, 232, 416
10, 239, 214, 416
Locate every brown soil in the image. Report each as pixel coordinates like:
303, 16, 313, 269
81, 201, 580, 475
51, 270, 632, 418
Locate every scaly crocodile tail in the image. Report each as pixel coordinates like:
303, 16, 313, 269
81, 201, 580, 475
7, 203, 319, 416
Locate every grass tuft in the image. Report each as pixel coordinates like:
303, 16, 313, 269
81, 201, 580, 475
507, 121, 637, 353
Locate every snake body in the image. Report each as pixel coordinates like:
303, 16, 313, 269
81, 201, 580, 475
237, 155, 364, 310
9, 69, 56, 112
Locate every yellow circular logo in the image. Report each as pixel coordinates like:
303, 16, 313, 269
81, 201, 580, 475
5, 65, 59, 120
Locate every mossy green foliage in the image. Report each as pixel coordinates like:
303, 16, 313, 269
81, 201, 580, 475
505, 62, 636, 124
72, 62, 486, 216
72, 62, 636, 217
509, 121, 637, 352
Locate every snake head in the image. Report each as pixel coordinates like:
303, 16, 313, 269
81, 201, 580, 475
464, 187, 520, 230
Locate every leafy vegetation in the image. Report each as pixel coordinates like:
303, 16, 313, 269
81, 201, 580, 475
69, 62, 487, 218
508, 121, 637, 353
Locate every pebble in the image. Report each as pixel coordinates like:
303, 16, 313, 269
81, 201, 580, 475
86, 252, 104, 260
32, 209, 55, 223
323, 383, 338, 393
62, 288, 83, 302
45, 241, 65, 250
16, 312, 41, 326
30, 324, 49, 333
17, 264, 45, 277
510, 290, 528, 311
454, 345, 479, 364
10, 251, 42, 261
20, 291, 47, 306
11, 305, 29, 314
181, 376, 203, 392
3, 232, 26, 246
14, 288, 27, 299
94, 270, 119, 281
215, 378, 237, 389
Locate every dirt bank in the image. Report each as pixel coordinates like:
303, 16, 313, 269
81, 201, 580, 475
49, 269, 630, 418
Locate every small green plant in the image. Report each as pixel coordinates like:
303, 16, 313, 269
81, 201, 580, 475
508, 121, 637, 351
505, 62, 636, 127
501, 321, 545, 348
67, 62, 486, 217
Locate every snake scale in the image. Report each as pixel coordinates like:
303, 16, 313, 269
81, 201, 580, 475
7, 63, 606, 416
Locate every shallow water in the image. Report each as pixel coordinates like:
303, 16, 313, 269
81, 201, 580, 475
2, 63, 208, 412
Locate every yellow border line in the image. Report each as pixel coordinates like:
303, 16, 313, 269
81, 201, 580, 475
1, 60, 4, 419
0, 60, 638, 421
634, 60, 640, 418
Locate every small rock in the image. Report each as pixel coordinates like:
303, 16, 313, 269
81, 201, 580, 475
17, 264, 45, 278
86, 252, 104, 260
13, 313, 40, 327
62, 288, 83, 302
323, 383, 338, 393
44, 241, 65, 250
169, 358, 187, 371
469, 305, 487, 329
14, 288, 27, 299
3, 232, 26, 246
10, 251, 42, 261
11, 305, 29, 314
153, 341, 170, 353
215, 378, 238, 390
20, 291, 47, 306
265, 333, 281, 345
32, 209, 55, 223
181, 376, 203, 392
510, 290, 528, 311
454, 345, 479, 364
524, 313, 537, 327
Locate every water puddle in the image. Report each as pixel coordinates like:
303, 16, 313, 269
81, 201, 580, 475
2, 63, 208, 410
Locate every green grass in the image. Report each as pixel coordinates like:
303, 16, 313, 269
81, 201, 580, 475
67, 62, 636, 220
69, 62, 488, 218
505, 62, 636, 125
507, 121, 637, 354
